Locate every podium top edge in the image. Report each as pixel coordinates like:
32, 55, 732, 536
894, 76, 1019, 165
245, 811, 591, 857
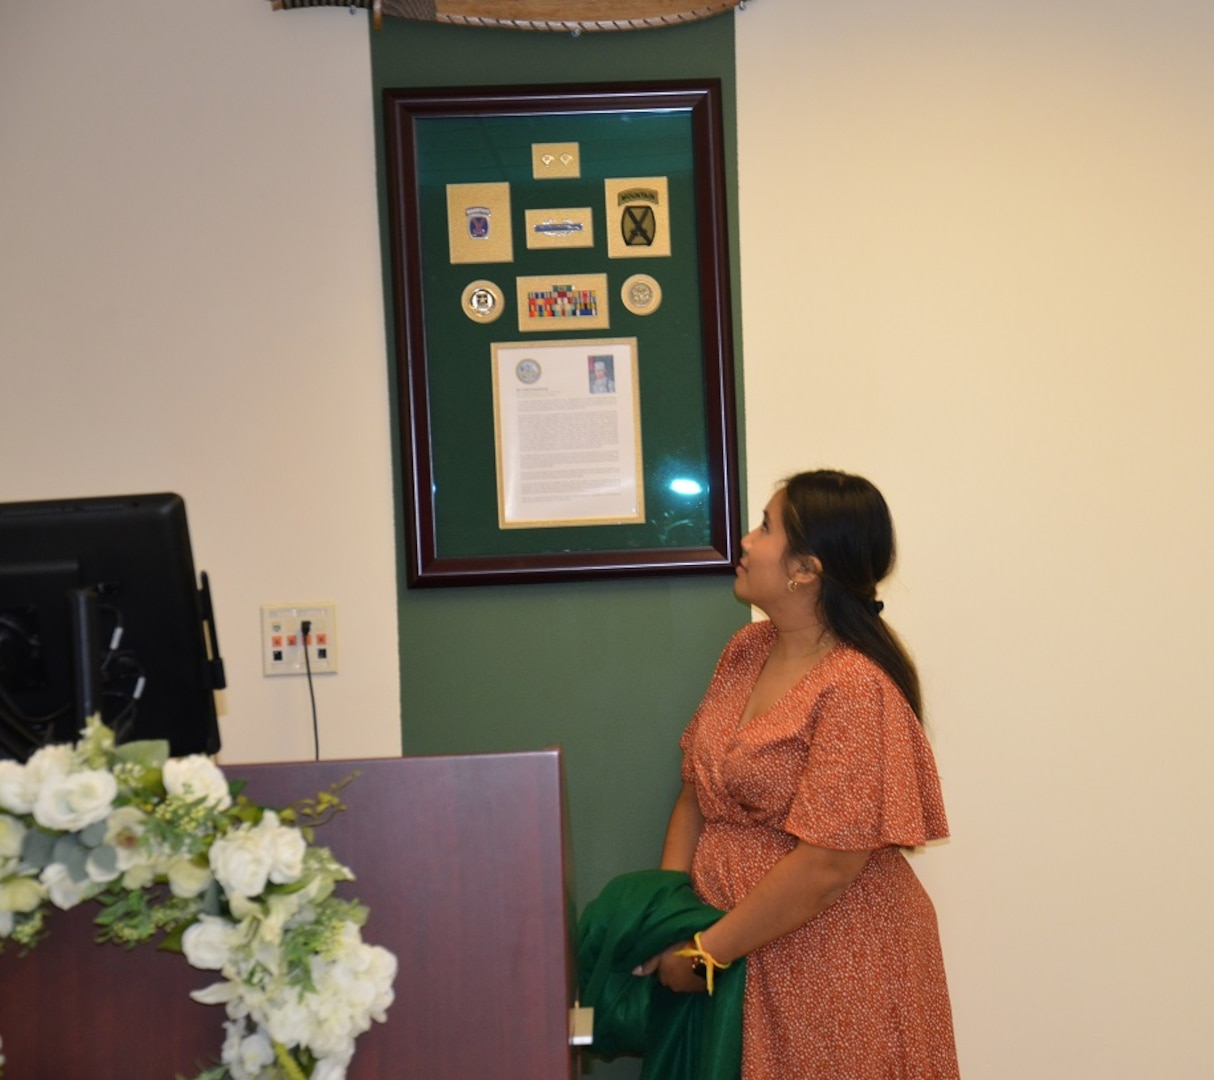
221, 747, 564, 771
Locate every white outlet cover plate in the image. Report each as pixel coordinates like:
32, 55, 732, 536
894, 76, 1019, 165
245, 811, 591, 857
261, 602, 338, 676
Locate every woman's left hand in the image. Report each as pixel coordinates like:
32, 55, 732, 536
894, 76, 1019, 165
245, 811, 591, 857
631, 942, 708, 994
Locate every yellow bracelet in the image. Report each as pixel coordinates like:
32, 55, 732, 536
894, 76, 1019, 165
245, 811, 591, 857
673, 931, 731, 995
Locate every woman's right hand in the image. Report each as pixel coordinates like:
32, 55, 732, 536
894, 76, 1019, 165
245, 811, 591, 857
631, 942, 708, 994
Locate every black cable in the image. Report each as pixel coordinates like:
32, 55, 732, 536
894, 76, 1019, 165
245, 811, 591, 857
0, 698, 41, 760
0, 679, 65, 732
301, 618, 319, 760
97, 603, 123, 674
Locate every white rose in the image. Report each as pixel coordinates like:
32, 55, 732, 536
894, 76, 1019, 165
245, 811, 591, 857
261, 813, 306, 885
209, 823, 274, 899
0, 909, 12, 937
0, 761, 35, 815
162, 756, 232, 811
33, 769, 118, 832
40, 862, 96, 909
0, 874, 46, 914
208, 811, 306, 898
182, 914, 240, 971
0, 813, 26, 858
23, 744, 73, 789
167, 855, 213, 899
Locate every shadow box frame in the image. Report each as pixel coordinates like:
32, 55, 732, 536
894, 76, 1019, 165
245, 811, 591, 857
383, 80, 740, 587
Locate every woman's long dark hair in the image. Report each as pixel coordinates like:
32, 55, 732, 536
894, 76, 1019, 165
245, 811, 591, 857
781, 470, 923, 720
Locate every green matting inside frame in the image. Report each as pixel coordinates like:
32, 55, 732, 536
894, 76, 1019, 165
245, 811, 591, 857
392, 90, 731, 566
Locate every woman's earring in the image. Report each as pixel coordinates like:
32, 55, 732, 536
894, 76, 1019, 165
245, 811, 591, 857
787, 580, 800, 592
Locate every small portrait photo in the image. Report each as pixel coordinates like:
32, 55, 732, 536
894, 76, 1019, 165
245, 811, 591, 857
588, 354, 616, 394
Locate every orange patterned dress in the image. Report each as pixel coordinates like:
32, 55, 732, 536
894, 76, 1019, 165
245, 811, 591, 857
680, 621, 959, 1079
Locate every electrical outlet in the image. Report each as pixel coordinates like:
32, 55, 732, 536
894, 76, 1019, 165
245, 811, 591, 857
261, 602, 338, 677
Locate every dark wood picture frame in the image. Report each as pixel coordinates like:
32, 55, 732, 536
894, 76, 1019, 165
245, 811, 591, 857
384, 80, 739, 587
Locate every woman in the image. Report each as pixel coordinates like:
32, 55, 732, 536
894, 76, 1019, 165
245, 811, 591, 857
641, 469, 958, 1079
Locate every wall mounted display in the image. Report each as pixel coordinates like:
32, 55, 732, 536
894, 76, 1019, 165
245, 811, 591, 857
384, 81, 739, 586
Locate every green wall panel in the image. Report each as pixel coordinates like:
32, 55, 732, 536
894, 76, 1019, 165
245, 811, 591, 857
371, 19, 745, 1076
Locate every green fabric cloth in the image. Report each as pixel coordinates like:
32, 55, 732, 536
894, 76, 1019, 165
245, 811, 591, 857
576, 869, 745, 1080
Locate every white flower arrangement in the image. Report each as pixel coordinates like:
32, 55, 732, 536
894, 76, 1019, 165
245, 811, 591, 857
0, 718, 396, 1080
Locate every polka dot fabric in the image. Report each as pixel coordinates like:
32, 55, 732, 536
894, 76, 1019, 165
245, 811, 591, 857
680, 621, 959, 1079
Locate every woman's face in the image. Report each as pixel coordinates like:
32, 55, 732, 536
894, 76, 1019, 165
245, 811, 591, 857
735, 488, 800, 609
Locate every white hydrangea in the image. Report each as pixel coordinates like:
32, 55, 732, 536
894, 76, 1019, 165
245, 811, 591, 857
220, 1019, 276, 1080
262, 995, 311, 1049
300, 927, 398, 1059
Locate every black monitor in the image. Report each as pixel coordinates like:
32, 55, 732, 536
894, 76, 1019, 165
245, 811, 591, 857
0, 492, 224, 762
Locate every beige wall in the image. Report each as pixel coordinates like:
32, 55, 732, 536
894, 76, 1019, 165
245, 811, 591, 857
2, 0, 1212, 1076
737, 2, 1214, 1077
0, 0, 399, 764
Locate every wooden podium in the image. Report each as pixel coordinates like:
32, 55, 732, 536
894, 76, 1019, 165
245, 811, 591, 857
0, 751, 579, 1079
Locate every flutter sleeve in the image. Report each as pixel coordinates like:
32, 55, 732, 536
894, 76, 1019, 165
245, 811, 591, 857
783, 654, 949, 851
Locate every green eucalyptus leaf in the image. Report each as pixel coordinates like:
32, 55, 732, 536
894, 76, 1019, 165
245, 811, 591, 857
21, 826, 57, 868
79, 819, 108, 848
88, 843, 119, 877
52, 834, 90, 881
